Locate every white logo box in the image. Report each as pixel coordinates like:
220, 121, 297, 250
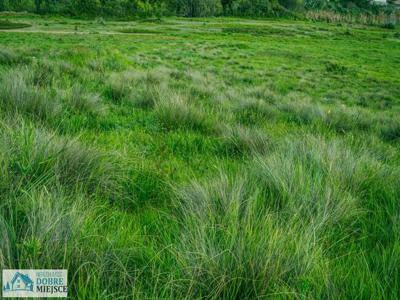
2, 269, 68, 298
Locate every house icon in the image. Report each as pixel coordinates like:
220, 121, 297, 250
3, 272, 34, 292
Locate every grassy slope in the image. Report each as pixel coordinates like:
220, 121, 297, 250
0, 15, 399, 299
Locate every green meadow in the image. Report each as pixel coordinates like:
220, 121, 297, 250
0, 15, 399, 299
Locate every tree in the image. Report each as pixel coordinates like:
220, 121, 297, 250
35, 0, 42, 13
174, 0, 221, 17
221, 0, 234, 14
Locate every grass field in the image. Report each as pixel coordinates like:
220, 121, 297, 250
0, 15, 400, 299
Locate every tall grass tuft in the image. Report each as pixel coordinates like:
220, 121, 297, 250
0, 69, 61, 121
105, 68, 170, 107
0, 120, 121, 199
173, 135, 400, 298
66, 84, 104, 115
155, 94, 213, 132
218, 125, 271, 155
175, 172, 327, 299
0, 189, 87, 269
0, 48, 30, 65
232, 97, 278, 125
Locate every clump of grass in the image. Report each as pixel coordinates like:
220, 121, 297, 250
0, 120, 120, 198
88, 59, 105, 73
219, 125, 271, 156
0, 69, 61, 121
245, 86, 278, 103
95, 17, 106, 26
31, 59, 80, 86
222, 25, 292, 36
233, 97, 278, 125
155, 94, 212, 131
276, 94, 375, 132
0, 189, 88, 269
0, 48, 30, 65
186, 70, 219, 100
31, 59, 58, 86
174, 134, 400, 298
65, 84, 104, 115
380, 119, 400, 141
324, 60, 348, 74
253, 136, 361, 220
106, 72, 135, 102
175, 172, 326, 299
106, 68, 175, 108
325, 106, 373, 132
129, 68, 171, 108
278, 93, 326, 124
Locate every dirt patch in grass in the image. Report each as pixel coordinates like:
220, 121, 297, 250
222, 25, 294, 36
117, 27, 162, 34
0, 20, 31, 30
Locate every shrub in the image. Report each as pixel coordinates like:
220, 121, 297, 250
381, 22, 396, 29
176, 0, 222, 17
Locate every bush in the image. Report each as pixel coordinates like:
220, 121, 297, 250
176, 0, 222, 17
231, 0, 282, 17
381, 22, 396, 29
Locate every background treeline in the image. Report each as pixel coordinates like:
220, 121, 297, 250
0, 0, 395, 17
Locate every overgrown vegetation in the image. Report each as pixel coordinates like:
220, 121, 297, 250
0, 15, 399, 299
0, 0, 399, 19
